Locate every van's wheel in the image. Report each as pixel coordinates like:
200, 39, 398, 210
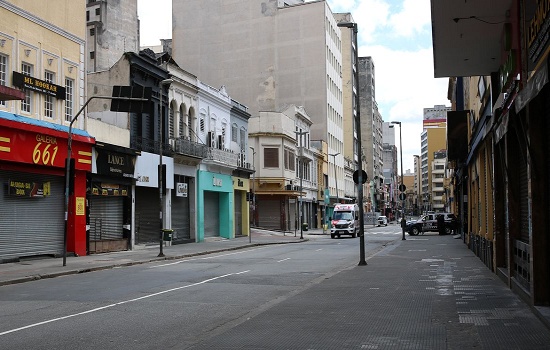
352, 231, 357, 238
412, 227, 420, 236
331, 233, 335, 239
445, 227, 452, 235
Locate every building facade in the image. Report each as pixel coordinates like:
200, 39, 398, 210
0, 1, 94, 262
172, 0, 345, 209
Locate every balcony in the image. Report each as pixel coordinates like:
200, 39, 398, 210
171, 137, 207, 159
204, 147, 239, 167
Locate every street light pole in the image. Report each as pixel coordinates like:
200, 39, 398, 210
392, 121, 406, 241
329, 153, 340, 204
158, 78, 173, 258
338, 21, 366, 265
295, 130, 308, 240
63, 95, 148, 266
249, 146, 256, 243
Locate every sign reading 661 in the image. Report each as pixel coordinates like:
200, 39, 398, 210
32, 134, 59, 166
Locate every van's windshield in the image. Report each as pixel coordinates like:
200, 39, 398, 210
333, 211, 353, 220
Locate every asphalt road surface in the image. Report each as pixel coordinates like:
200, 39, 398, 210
0, 229, 400, 350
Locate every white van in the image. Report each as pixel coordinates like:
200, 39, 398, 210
330, 204, 359, 238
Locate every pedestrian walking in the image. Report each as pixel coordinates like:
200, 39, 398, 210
437, 214, 445, 235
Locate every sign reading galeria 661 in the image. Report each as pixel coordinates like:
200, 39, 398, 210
0, 120, 94, 171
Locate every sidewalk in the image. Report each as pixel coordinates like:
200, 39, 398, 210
187, 233, 550, 350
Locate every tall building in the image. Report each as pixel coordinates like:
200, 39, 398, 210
359, 56, 384, 211
172, 0, 346, 204
420, 106, 448, 212
86, 0, 139, 72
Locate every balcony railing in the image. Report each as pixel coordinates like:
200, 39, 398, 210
205, 147, 239, 166
171, 137, 207, 159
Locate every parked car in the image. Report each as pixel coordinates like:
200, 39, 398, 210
406, 213, 458, 235
377, 216, 388, 226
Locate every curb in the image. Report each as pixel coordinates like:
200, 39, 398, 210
0, 239, 308, 287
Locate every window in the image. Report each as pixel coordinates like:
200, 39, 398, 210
90, 28, 95, 36
231, 123, 238, 142
199, 116, 205, 132
86, 11, 89, 21
44, 71, 54, 118
284, 148, 295, 171
90, 51, 95, 59
240, 128, 246, 151
0, 54, 7, 107
95, 7, 100, 15
65, 78, 74, 122
169, 108, 174, 139
264, 148, 279, 168
21, 62, 33, 113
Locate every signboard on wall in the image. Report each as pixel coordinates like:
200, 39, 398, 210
176, 182, 188, 197
7, 179, 50, 197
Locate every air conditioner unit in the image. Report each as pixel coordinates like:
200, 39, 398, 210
237, 156, 242, 167
210, 138, 216, 148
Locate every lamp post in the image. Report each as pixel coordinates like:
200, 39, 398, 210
158, 78, 173, 257
63, 94, 148, 266
391, 121, 406, 241
338, 21, 366, 265
295, 130, 308, 240
249, 146, 256, 243
328, 152, 340, 204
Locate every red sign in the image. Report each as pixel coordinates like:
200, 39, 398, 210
0, 119, 94, 171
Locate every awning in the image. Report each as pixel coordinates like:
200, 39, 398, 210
446, 110, 469, 162
0, 84, 25, 101
515, 61, 548, 114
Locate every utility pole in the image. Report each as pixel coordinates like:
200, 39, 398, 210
295, 130, 308, 240
158, 79, 173, 257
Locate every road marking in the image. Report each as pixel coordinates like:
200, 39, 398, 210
277, 258, 291, 263
0, 270, 250, 336
315, 248, 323, 251
150, 247, 266, 268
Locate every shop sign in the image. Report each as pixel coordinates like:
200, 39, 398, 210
8, 179, 50, 197
0, 127, 92, 171
91, 183, 129, 196
96, 148, 136, 178
526, 0, 550, 70
176, 182, 188, 197
12, 71, 65, 99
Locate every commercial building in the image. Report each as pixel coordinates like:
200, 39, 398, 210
431, 0, 550, 319
172, 0, 346, 216
0, 1, 94, 261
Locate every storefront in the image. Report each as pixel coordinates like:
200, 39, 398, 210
88, 142, 138, 253
134, 152, 174, 245
172, 163, 196, 244
232, 176, 250, 237
0, 111, 94, 262
197, 170, 233, 241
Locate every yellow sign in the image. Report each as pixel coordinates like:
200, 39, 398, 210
75, 197, 85, 216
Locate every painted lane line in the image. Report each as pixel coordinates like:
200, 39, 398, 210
315, 249, 323, 251
0, 270, 250, 336
277, 258, 291, 263
150, 247, 267, 268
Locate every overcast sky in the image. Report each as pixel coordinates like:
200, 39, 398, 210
138, 0, 450, 172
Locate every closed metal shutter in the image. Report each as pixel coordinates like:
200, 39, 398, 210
135, 187, 159, 244
171, 188, 191, 243
258, 199, 282, 230
234, 191, 242, 235
89, 196, 124, 241
203, 191, 219, 237
0, 170, 63, 261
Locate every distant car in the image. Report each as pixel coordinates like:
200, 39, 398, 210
406, 213, 458, 235
377, 216, 388, 226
